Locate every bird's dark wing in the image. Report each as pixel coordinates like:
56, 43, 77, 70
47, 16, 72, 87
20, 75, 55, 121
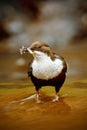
28, 60, 33, 77
54, 54, 67, 73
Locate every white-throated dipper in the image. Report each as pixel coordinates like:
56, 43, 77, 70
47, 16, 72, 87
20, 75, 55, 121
20, 41, 67, 103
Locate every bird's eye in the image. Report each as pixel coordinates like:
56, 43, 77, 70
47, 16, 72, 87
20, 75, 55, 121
38, 46, 42, 48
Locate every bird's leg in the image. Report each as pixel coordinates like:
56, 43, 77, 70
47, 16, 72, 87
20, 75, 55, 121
52, 93, 59, 102
35, 90, 42, 103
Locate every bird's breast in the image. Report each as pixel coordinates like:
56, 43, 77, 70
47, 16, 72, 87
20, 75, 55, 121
32, 58, 63, 80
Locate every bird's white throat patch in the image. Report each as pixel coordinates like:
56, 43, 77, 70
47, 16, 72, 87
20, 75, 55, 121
32, 51, 63, 80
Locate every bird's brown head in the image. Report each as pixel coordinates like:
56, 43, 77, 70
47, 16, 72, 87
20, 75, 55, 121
28, 41, 55, 60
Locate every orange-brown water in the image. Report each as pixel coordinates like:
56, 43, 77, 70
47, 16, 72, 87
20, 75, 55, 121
0, 40, 87, 130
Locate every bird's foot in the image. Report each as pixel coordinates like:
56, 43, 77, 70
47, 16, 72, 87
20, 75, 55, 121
36, 99, 43, 104
52, 95, 59, 102
35, 95, 43, 103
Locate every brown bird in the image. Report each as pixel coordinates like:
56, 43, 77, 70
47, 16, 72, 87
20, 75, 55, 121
20, 41, 67, 103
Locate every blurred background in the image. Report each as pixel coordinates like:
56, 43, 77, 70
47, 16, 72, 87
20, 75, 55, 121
0, 0, 87, 83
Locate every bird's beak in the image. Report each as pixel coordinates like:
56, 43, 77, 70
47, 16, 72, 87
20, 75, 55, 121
27, 47, 34, 55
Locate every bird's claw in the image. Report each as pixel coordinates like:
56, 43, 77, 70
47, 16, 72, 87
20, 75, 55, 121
36, 100, 43, 104
52, 95, 59, 102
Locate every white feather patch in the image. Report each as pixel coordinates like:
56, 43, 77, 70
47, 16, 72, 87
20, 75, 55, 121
32, 51, 63, 80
